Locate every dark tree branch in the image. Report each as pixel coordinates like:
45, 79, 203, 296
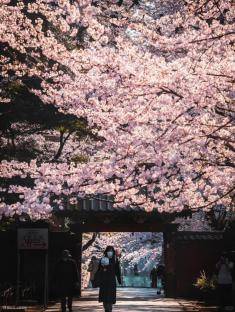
53, 130, 73, 161
190, 31, 235, 43
82, 232, 98, 251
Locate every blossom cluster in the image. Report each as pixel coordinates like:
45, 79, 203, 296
0, 0, 234, 219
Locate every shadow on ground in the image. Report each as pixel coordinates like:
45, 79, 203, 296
46, 288, 218, 312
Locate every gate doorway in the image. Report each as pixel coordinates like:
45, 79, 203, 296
69, 197, 179, 298
82, 232, 165, 293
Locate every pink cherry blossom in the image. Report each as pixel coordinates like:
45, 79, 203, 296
0, 0, 234, 219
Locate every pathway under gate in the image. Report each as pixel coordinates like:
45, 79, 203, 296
46, 288, 218, 312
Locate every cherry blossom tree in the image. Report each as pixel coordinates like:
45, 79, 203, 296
0, 0, 234, 219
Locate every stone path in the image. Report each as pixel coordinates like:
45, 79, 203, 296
46, 288, 218, 312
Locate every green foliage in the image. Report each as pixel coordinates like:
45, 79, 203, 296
7, 81, 25, 96
71, 154, 89, 164
194, 270, 217, 291
56, 119, 93, 138
0, 219, 13, 231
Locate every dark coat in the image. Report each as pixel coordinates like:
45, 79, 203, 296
150, 268, 157, 282
98, 257, 121, 304
54, 258, 79, 297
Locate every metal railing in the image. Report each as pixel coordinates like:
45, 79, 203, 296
0, 283, 36, 310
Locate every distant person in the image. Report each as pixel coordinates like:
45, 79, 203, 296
156, 263, 165, 294
54, 250, 79, 312
133, 264, 139, 276
97, 246, 121, 312
88, 256, 99, 288
150, 266, 158, 288
216, 252, 234, 311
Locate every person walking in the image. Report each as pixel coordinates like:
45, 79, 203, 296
156, 263, 165, 294
133, 264, 139, 276
150, 266, 158, 288
216, 252, 234, 311
54, 250, 79, 312
98, 246, 121, 312
88, 256, 99, 288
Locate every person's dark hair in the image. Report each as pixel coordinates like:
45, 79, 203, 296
104, 246, 115, 257
61, 249, 71, 258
